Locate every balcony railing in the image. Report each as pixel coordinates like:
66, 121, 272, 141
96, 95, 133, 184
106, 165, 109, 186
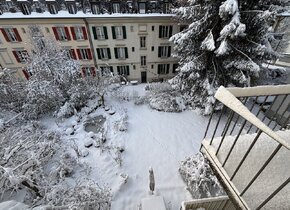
200, 85, 290, 210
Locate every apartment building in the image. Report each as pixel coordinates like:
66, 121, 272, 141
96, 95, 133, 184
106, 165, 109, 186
0, 0, 180, 83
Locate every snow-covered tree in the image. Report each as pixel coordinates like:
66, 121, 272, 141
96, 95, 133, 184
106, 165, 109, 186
170, 0, 290, 114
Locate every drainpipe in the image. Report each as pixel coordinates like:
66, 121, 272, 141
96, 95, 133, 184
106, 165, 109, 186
84, 18, 98, 69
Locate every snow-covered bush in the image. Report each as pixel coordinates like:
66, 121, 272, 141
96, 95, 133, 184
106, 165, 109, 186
179, 153, 225, 199
135, 82, 185, 112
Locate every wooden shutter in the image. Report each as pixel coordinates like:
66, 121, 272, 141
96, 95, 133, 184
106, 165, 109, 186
76, 49, 82, 59
92, 26, 97, 40
70, 49, 77, 60
96, 48, 101, 59
104, 26, 108, 39
166, 64, 170, 74
52, 27, 59, 40
114, 48, 118, 59
125, 47, 128, 58
82, 26, 88, 40
159, 25, 162, 38
169, 26, 173, 37
126, 66, 129, 75
12, 51, 20, 63
107, 48, 111, 59
87, 49, 92, 60
122, 26, 126, 39
112, 26, 116, 39
91, 67, 96, 77
70, 27, 76, 40
13, 28, 22, 42
1, 29, 10, 42
158, 46, 161, 57
22, 69, 30, 80
167, 46, 171, 57
64, 27, 71, 40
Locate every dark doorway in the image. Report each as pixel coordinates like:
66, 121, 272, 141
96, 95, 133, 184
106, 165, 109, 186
141, 71, 147, 83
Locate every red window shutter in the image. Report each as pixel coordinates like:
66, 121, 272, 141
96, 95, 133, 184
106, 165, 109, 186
0, 28, 10, 42
91, 67, 96, 77
13, 28, 22, 42
52, 27, 59, 40
70, 27, 76, 40
87, 49, 92, 60
22, 69, 30, 80
81, 67, 86, 77
76, 49, 82, 59
65, 27, 71, 40
70, 49, 77, 60
12, 51, 21, 63
82, 26, 88, 40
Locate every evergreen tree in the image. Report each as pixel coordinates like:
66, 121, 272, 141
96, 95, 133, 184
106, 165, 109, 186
170, 0, 290, 114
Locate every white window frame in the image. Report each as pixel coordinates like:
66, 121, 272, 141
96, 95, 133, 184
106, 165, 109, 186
141, 56, 146, 66
117, 47, 126, 59
139, 3, 146, 14
5, 28, 18, 42
100, 66, 113, 76
158, 64, 169, 74
91, 4, 100, 14
96, 27, 105, 39
80, 49, 89, 60
75, 27, 84, 40
48, 4, 57, 14
113, 3, 120, 13
160, 26, 170, 38
99, 48, 109, 60
115, 26, 123, 39
68, 4, 76, 14
117, 66, 129, 75
83, 67, 92, 77
21, 3, 30, 15
15, 50, 28, 63
57, 27, 68, 41
140, 36, 146, 48
160, 46, 169, 58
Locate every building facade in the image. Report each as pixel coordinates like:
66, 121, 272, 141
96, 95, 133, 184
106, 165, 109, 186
0, 0, 180, 83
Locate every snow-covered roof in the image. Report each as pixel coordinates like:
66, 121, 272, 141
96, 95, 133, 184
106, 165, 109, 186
0, 11, 175, 19
278, 11, 290, 17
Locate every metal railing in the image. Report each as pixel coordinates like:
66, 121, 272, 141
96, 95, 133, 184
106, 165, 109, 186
201, 85, 290, 210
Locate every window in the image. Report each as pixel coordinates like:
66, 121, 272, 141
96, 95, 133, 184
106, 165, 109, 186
139, 3, 146, 14
151, 46, 154, 51
96, 48, 111, 60
140, 36, 146, 48
113, 3, 120, 13
151, 64, 154, 69
45, 27, 50, 33
164, 3, 170, 14
133, 65, 136, 70
22, 69, 32, 80
152, 26, 155, 31
67, 3, 76, 14
100, 66, 113, 76
12, 50, 28, 63
158, 46, 171, 58
48, 3, 58, 14
65, 49, 77, 60
112, 26, 126, 39
91, 4, 100, 14
159, 25, 173, 38
173, 63, 179, 73
71, 26, 87, 40
117, 66, 130, 76
82, 67, 96, 77
114, 47, 128, 59
52, 27, 71, 41
141, 56, 146, 66
132, 47, 135, 52
21, 3, 31, 15
1, 28, 22, 42
92, 26, 108, 40
76, 48, 92, 60
158, 64, 170, 74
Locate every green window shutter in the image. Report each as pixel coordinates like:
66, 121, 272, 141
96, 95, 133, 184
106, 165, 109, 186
125, 47, 128, 58
169, 26, 173, 37
104, 26, 108, 39
92, 26, 97, 40
166, 64, 170, 74
96, 48, 101, 59
159, 25, 162, 38
122, 26, 126, 39
112, 26, 116, 39
114, 48, 118, 59
167, 46, 171, 57
126, 66, 130, 75
107, 48, 111, 59
158, 46, 161, 57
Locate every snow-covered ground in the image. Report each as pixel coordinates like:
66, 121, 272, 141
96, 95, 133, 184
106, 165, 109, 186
1, 84, 219, 209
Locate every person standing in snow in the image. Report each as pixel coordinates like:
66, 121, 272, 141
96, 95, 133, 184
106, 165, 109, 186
149, 167, 155, 194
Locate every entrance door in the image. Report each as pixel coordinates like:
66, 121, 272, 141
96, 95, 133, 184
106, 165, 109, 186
141, 71, 147, 83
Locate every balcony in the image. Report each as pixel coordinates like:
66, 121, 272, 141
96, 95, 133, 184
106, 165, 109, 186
198, 85, 290, 209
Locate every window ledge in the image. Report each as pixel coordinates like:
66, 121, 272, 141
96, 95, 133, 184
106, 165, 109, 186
140, 47, 147, 50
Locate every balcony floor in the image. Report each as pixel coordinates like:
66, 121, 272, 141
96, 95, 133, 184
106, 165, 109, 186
201, 130, 290, 210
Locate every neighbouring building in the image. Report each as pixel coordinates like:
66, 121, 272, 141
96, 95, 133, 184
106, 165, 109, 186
0, 0, 181, 83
